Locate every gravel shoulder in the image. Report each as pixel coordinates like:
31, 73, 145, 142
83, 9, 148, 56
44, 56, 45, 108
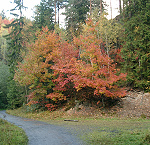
0, 110, 83, 145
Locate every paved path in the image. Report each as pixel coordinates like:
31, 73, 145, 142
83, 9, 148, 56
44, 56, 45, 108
0, 110, 83, 145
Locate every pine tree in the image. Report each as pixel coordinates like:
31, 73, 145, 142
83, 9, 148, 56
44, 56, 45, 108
4, 0, 25, 72
64, 0, 105, 40
0, 62, 10, 109
4, 0, 27, 109
121, 0, 150, 91
0, 10, 6, 20
33, 0, 55, 31
64, 0, 89, 39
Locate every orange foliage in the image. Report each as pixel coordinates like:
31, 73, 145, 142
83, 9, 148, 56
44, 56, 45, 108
14, 27, 59, 108
0, 16, 13, 34
52, 32, 126, 100
15, 24, 126, 110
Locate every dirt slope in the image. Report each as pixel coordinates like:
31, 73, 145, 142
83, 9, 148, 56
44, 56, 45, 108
66, 91, 150, 119
117, 91, 150, 118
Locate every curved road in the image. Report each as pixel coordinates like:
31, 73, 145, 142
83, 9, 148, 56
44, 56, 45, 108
0, 111, 83, 145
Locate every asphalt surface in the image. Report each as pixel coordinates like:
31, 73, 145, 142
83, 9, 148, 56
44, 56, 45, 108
0, 110, 83, 145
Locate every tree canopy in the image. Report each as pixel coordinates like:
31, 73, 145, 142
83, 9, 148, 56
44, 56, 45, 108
0, 0, 149, 111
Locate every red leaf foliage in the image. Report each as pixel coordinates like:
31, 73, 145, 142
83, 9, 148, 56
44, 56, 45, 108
14, 24, 126, 109
52, 29, 126, 101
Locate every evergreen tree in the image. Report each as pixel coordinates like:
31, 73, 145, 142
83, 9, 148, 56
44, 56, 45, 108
5, 0, 25, 72
33, 0, 54, 31
7, 79, 26, 109
64, 0, 89, 39
121, 0, 150, 91
0, 10, 6, 20
0, 62, 10, 109
64, 0, 105, 40
4, 0, 27, 109
90, 0, 105, 15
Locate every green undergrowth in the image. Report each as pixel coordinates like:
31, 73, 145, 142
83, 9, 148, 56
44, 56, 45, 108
0, 119, 28, 145
6, 108, 150, 145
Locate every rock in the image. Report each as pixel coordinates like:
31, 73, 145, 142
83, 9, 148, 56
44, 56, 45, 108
144, 93, 150, 98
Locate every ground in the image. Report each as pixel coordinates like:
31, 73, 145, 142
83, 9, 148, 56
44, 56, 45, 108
3, 90, 150, 145
66, 90, 150, 119
117, 90, 150, 118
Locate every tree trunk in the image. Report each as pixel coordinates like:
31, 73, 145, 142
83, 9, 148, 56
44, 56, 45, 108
55, 1, 56, 24
58, 3, 60, 26
110, 0, 112, 19
105, 29, 110, 73
90, 0, 92, 15
100, 0, 102, 15
119, 0, 122, 14
25, 85, 28, 103
102, 95, 105, 108
129, 0, 132, 17
20, 0, 23, 18
123, 0, 125, 10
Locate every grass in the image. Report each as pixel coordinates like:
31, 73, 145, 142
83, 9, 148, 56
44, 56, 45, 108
80, 123, 150, 145
0, 119, 28, 145
6, 107, 150, 145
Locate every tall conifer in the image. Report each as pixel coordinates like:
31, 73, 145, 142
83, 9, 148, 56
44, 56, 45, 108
121, 0, 150, 91
5, 0, 25, 72
33, 0, 54, 31
4, 0, 26, 109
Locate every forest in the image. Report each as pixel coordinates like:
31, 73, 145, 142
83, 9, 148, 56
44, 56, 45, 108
0, 0, 149, 111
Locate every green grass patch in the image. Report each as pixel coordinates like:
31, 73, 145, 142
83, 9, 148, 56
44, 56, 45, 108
6, 108, 150, 145
61, 119, 150, 145
81, 129, 150, 145
0, 119, 28, 145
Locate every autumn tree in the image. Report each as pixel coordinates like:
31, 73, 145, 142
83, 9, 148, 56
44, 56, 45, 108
14, 27, 60, 110
0, 16, 13, 63
52, 19, 126, 107
87, 12, 124, 66
14, 23, 126, 110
